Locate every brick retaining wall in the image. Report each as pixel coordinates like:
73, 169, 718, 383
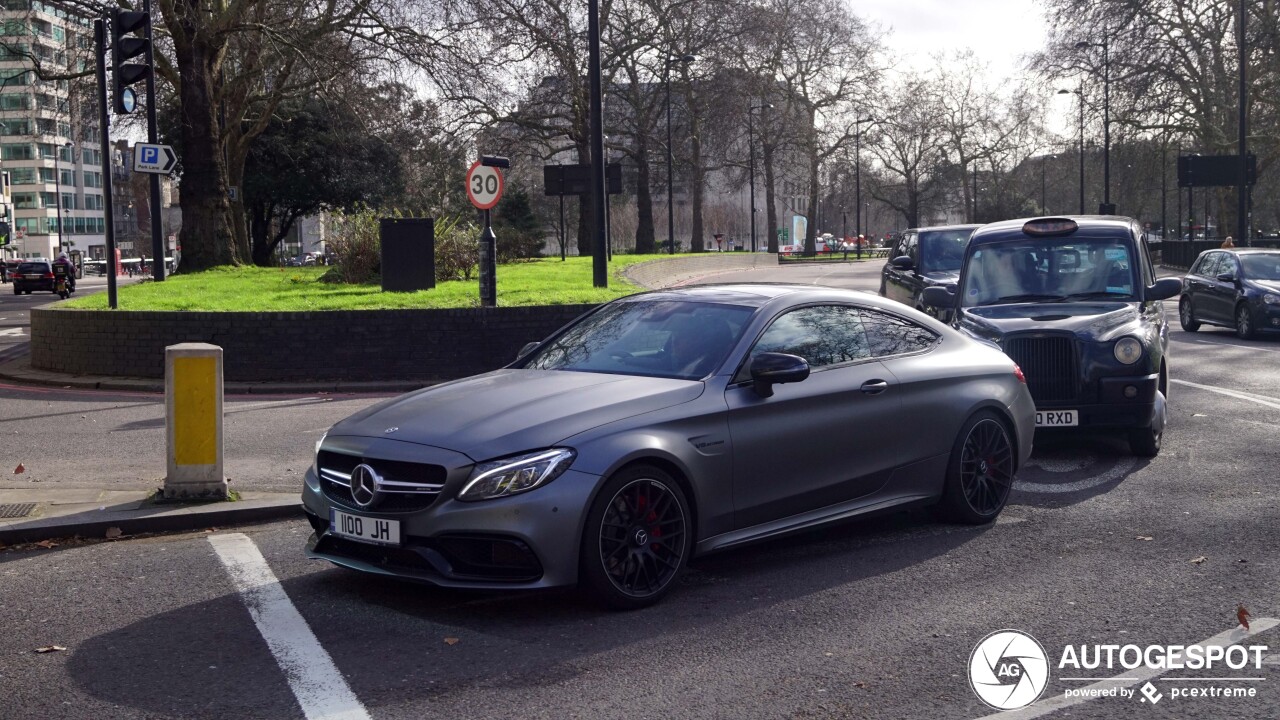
31, 305, 597, 382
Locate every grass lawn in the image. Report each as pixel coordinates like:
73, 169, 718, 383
64, 255, 673, 311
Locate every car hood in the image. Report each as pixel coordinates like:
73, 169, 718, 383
960, 302, 1139, 343
1248, 280, 1280, 294
329, 369, 704, 461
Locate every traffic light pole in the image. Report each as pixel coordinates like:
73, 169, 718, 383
143, 0, 163, 280
95, 19, 118, 309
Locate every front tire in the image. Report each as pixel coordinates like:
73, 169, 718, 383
1129, 390, 1166, 457
1235, 303, 1256, 340
1179, 298, 1200, 332
939, 411, 1015, 524
580, 464, 692, 610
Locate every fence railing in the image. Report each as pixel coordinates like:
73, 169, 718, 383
1160, 238, 1280, 270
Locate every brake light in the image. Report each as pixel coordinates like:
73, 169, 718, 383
43, 272, 54, 279
1013, 364, 1026, 384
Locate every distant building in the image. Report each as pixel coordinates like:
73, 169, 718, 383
0, 1, 105, 260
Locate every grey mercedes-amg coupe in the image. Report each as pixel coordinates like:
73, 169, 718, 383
303, 284, 1035, 608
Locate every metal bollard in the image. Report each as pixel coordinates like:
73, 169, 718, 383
163, 343, 228, 499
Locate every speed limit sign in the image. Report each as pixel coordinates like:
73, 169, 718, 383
466, 161, 504, 210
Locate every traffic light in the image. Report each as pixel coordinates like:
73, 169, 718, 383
110, 9, 150, 114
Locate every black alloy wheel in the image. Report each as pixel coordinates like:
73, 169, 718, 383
1179, 298, 1200, 332
1235, 304, 1256, 340
581, 466, 690, 610
941, 411, 1014, 524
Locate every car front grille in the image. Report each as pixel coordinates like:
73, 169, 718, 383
1003, 335, 1079, 404
317, 450, 447, 512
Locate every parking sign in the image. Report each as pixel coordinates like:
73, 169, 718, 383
133, 143, 177, 174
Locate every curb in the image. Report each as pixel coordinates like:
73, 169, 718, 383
0, 500, 304, 545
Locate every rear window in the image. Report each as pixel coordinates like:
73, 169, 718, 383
18, 262, 49, 273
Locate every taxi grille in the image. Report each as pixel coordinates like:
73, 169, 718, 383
1003, 335, 1079, 404
317, 450, 447, 512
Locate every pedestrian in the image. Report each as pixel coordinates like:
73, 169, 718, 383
1221, 236, 1235, 249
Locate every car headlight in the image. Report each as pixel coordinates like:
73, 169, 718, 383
459, 448, 576, 501
1263, 294, 1280, 305
306, 431, 328, 491
1113, 337, 1143, 365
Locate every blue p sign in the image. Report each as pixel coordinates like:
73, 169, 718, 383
141, 146, 158, 164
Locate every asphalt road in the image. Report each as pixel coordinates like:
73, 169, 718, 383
2, 260, 1280, 718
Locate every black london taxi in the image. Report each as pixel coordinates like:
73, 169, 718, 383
880, 223, 981, 320
923, 217, 1183, 456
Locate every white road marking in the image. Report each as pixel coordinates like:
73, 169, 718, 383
0, 327, 24, 337
1175, 335, 1280, 354
209, 533, 372, 720
973, 618, 1280, 720
228, 397, 323, 411
1171, 379, 1280, 412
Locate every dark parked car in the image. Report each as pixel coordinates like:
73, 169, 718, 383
880, 224, 982, 319
1178, 249, 1280, 339
12, 259, 54, 295
304, 284, 1035, 608
923, 216, 1183, 457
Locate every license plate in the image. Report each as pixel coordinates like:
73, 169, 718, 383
1036, 410, 1078, 427
329, 508, 401, 546
26, 274, 42, 279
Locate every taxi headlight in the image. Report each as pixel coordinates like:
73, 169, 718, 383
1113, 337, 1143, 365
1263, 293, 1280, 305
459, 448, 576, 501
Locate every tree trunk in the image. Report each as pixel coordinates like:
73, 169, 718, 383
172, 16, 236, 271
249, 203, 274, 266
634, 134, 656, 253
804, 144, 819, 255
689, 121, 705, 253
763, 140, 779, 252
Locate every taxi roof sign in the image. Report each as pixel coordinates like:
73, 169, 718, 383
1022, 218, 1079, 236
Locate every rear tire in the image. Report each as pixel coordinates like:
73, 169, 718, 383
1235, 303, 1256, 340
1178, 298, 1200, 332
580, 464, 692, 610
939, 411, 1015, 524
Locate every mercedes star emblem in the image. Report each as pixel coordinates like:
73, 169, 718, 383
383, 427, 399, 434
350, 463, 382, 508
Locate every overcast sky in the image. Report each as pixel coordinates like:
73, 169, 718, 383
857, 0, 1047, 77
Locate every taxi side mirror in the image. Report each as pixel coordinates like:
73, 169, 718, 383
890, 255, 914, 271
1146, 277, 1182, 302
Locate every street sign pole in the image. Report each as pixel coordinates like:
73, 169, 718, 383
95, 19, 118, 309
466, 159, 505, 307
479, 209, 496, 307
143, 0, 163, 280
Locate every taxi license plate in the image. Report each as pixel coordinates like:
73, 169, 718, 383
330, 508, 400, 546
1036, 410, 1078, 427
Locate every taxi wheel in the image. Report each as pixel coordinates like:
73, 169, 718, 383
1178, 298, 1200, 332
1235, 304, 1256, 340
1129, 390, 1165, 457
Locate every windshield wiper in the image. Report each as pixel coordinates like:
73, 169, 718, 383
1061, 291, 1132, 301
980, 294, 1067, 306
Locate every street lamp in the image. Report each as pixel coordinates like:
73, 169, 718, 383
747, 102, 771, 253
1075, 38, 1112, 213
1057, 86, 1085, 214
854, 117, 874, 258
664, 52, 695, 254
52, 140, 72, 255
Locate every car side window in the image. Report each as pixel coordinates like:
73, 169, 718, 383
1189, 253, 1209, 276
746, 305, 870, 371
905, 233, 919, 264
860, 309, 939, 358
1219, 255, 1240, 278
1201, 253, 1224, 278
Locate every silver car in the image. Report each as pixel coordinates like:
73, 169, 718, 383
303, 284, 1035, 608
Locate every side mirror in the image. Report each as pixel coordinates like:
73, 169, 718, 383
921, 285, 956, 310
1215, 272, 1237, 284
749, 352, 809, 398
516, 341, 540, 360
1146, 277, 1183, 301
890, 255, 914, 271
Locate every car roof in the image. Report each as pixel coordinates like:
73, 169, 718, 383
616, 282, 902, 312
908, 223, 982, 233
970, 215, 1137, 244
1218, 248, 1280, 255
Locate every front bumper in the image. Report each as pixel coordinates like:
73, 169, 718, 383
1035, 373, 1159, 430
303, 466, 600, 590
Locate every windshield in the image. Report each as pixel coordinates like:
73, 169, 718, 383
1240, 254, 1280, 281
523, 300, 756, 380
919, 228, 973, 273
961, 237, 1137, 307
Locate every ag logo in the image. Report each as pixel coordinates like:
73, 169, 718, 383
969, 630, 1049, 710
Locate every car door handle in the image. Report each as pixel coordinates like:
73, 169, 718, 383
860, 380, 889, 395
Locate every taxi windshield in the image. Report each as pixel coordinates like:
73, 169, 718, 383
961, 237, 1136, 307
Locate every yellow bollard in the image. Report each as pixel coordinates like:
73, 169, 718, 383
164, 343, 228, 499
